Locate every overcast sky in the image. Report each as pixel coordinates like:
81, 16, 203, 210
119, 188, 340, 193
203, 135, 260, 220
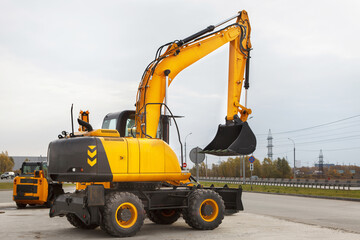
0, 0, 359, 168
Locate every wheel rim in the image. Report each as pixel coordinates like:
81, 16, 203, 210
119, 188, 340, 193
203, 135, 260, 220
115, 202, 138, 228
199, 199, 219, 222
160, 209, 175, 217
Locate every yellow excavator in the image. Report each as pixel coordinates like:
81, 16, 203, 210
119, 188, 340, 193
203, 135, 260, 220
48, 10, 256, 237
13, 161, 63, 208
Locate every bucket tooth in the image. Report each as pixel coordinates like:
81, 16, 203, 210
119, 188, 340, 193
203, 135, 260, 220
202, 121, 256, 156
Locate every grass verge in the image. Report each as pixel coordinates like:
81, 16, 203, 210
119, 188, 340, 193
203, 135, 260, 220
200, 181, 360, 199
0, 182, 14, 190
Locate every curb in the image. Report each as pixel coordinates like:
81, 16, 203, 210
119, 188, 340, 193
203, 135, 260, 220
244, 190, 360, 202
0, 202, 15, 208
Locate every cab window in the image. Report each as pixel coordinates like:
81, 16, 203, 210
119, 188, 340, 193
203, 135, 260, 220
22, 165, 41, 175
102, 118, 117, 130
125, 119, 135, 137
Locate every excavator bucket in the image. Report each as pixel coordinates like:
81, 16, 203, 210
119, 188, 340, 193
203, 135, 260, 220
202, 121, 256, 156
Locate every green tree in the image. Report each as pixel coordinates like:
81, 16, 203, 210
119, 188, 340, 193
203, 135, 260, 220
189, 162, 207, 177
253, 159, 262, 177
261, 158, 275, 178
0, 151, 15, 173
273, 158, 292, 178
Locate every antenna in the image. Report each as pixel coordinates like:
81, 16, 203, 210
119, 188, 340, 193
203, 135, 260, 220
71, 103, 74, 136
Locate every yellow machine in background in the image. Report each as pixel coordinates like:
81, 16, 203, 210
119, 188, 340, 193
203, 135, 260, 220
13, 161, 63, 208
78, 110, 90, 132
49, 11, 256, 238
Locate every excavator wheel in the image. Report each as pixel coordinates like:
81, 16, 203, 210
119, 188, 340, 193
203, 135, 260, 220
147, 209, 181, 225
182, 189, 225, 230
16, 202, 27, 209
101, 191, 144, 237
66, 213, 99, 229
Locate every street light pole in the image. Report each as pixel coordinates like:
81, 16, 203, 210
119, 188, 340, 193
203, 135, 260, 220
288, 138, 296, 179
243, 155, 246, 184
184, 133, 192, 168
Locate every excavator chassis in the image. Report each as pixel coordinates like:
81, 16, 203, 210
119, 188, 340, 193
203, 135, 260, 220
50, 184, 243, 236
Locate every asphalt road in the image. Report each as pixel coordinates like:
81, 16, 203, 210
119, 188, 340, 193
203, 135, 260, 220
0, 206, 359, 240
243, 192, 360, 233
0, 189, 359, 239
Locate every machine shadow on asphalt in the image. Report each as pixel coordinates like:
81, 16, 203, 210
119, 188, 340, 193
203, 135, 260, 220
42, 219, 220, 238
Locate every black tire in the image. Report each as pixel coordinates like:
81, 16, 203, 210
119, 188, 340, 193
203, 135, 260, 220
45, 201, 52, 208
100, 221, 107, 232
16, 203, 27, 209
147, 209, 181, 225
182, 189, 225, 230
101, 192, 145, 237
99, 196, 109, 232
29, 204, 36, 207
66, 213, 99, 229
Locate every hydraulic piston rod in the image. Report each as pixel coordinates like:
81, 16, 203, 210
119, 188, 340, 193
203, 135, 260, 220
214, 12, 242, 28
178, 11, 242, 47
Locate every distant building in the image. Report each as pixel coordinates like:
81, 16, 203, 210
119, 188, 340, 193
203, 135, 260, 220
10, 156, 47, 170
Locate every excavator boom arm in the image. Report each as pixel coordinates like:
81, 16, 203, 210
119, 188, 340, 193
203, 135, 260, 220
135, 11, 252, 144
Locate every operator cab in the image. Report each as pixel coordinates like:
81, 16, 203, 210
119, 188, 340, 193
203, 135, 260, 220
20, 161, 48, 177
102, 110, 136, 137
102, 110, 168, 142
